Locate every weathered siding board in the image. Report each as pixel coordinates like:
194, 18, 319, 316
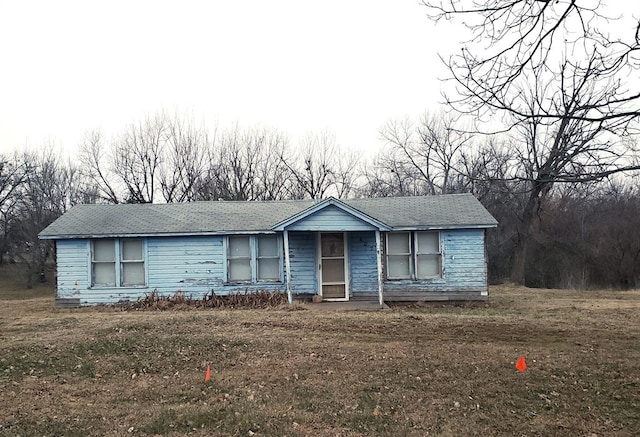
146, 236, 224, 294
442, 229, 486, 289
287, 232, 317, 294
349, 232, 378, 294
56, 239, 90, 298
383, 229, 488, 295
286, 205, 377, 231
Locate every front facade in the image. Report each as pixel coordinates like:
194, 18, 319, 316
39, 194, 498, 306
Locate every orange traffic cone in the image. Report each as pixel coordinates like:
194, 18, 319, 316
515, 355, 527, 372
205, 364, 211, 382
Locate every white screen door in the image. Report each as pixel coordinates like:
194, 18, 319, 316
319, 232, 348, 300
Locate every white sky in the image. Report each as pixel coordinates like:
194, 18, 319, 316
0, 0, 459, 157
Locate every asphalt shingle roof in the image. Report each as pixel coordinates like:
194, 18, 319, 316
39, 194, 497, 239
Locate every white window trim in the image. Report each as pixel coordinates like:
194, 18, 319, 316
384, 231, 442, 281
90, 238, 147, 288
225, 234, 284, 284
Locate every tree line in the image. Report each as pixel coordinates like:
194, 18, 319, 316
1, 110, 639, 289
3, 1, 640, 290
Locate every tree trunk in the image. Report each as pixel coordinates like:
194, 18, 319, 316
510, 183, 547, 284
510, 233, 528, 285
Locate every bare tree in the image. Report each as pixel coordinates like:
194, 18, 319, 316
360, 149, 424, 197
283, 131, 343, 199
374, 112, 474, 196
79, 130, 121, 203
332, 148, 360, 199
251, 128, 292, 200
113, 114, 167, 203
159, 115, 208, 203
0, 153, 26, 264
194, 124, 293, 201
423, 0, 640, 284
10, 148, 89, 286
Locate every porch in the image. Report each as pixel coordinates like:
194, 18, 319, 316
283, 230, 385, 305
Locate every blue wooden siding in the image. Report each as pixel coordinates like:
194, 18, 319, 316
383, 229, 487, 293
441, 229, 486, 289
349, 232, 378, 294
147, 236, 223, 294
56, 239, 90, 298
287, 231, 317, 294
55, 228, 488, 305
286, 205, 377, 231
56, 236, 286, 305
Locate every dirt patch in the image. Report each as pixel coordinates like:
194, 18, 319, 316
1, 284, 639, 436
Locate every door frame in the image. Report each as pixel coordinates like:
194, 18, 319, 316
316, 232, 349, 301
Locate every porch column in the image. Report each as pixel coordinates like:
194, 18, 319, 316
284, 230, 292, 304
375, 230, 383, 307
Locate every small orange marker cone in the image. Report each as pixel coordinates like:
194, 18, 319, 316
205, 364, 211, 382
515, 355, 527, 372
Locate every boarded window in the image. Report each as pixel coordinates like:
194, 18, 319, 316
257, 235, 280, 281
228, 236, 252, 282
416, 232, 441, 278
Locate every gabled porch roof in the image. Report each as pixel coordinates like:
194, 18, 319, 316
271, 197, 391, 232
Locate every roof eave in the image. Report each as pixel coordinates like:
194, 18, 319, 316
390, 223, 498, 231
38, 230, 281, 240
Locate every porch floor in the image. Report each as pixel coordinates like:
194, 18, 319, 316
297, 300, 390, 312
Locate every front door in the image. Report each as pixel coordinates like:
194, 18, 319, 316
319, 232, 348, 300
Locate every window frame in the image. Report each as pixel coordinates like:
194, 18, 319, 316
225, 234, 283, 284
256, 235, 282, 282
227, 235, 253, 283
384, 231, 442, 281
90, 238, 147, 288
415, 231, 442, 279
120, 239, 146, 286
385, 232, 413, 280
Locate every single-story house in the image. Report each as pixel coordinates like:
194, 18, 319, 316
38, 194, 497, 307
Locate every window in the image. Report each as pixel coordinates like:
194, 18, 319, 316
92, 240, 116, 286
385, 231, 441, 280
257, 235, 280, 281
228, 236, 252, 282
227, 235, 282, 283
386, 232, 412, 279
121, 240, 145, 285
91, 239, 146, 287
416, 232, 441, 279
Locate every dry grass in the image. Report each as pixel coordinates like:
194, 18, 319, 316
0, 263, 55, 300
1, 278, 639, 436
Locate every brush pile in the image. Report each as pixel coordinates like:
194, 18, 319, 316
126, 289, 288, 310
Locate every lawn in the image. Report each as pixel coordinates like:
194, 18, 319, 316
0, 277, 639, 436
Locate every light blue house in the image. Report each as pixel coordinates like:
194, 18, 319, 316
39, 194, 497, 306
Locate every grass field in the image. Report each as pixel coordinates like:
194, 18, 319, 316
1, 275, 639, 436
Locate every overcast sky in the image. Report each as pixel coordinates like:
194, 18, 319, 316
0, 0, 461, 157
